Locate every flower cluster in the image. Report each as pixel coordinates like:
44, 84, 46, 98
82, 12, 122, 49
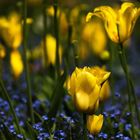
67, 66, 110, 134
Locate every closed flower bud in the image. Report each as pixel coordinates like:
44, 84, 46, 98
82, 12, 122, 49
87, 114, 103, 135
30, 34, 62, 66
10, 50, 23, 78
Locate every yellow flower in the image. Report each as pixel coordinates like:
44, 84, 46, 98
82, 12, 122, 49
0, 12, 22, 49
82, 20, 107, 57
10, 50, 23, 78
87, 114, 103, 135
86, 2, 140, 43
29, 34, 62, 66
68, 67, 110, 114
100, 81, 110, 101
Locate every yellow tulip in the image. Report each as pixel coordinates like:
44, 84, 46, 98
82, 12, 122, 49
100, 81, 110, 101
29, 34, 62, 66
87, 114, 103, 135
10, 50, 23, 78
68, 67, 110, 114
86, 2, 140, 43
0, 12, 22, 49
82, 20, 107, 57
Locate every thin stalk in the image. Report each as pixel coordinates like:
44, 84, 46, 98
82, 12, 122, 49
23, 0, 34, 123
120, 46, 140, 125
83, 113, 88, 140
54, 0, 60, 77
109, 42, 115, 104
117, 43, 135, 139
0, 79, 21, 134
42, 0, 48, 67
116, 24, 139, 138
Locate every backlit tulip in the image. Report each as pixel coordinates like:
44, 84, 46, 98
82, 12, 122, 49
10, 50, 23, 78
68, 67, 110, 114
87, 114, 103, 135
86, 2, 140, 43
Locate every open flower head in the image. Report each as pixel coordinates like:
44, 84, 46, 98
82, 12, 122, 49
87, 114, 103, 135
86, 2, 140, 43
68, 66, 110, 114
0, 12, 22, 49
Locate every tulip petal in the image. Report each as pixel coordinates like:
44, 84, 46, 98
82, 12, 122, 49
76, 71, 97, 94
120, 2, 135, 13
118, 3, 139, 42
74, 90, 89, 112
69, 71, 77, 96
92, 6, 118, 43
86, 12, 93, 22
100, 81, 110, 101
88, 85, 100, 114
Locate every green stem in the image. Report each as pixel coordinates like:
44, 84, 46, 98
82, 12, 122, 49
117, 43, 135, 139
120, 45, 140, 125
74, 44, 79, 67
109, 42, 115, 104
54, 0, 60, 77
42, 0, 48, 67
23, 0, 34, 123
0, 79, 21, 134
83, 113, 88, 140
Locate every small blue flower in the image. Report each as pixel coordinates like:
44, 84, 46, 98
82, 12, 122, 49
123, 136, 131, 140
42, 115, 48, 121
37, 132, 49, 140
17, 134, 24, 139
115, 92, 121, 98
33, 123, 43, 132
125, 124, 132, 131
103, 112, 108, 118
113, 123, 119, 129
